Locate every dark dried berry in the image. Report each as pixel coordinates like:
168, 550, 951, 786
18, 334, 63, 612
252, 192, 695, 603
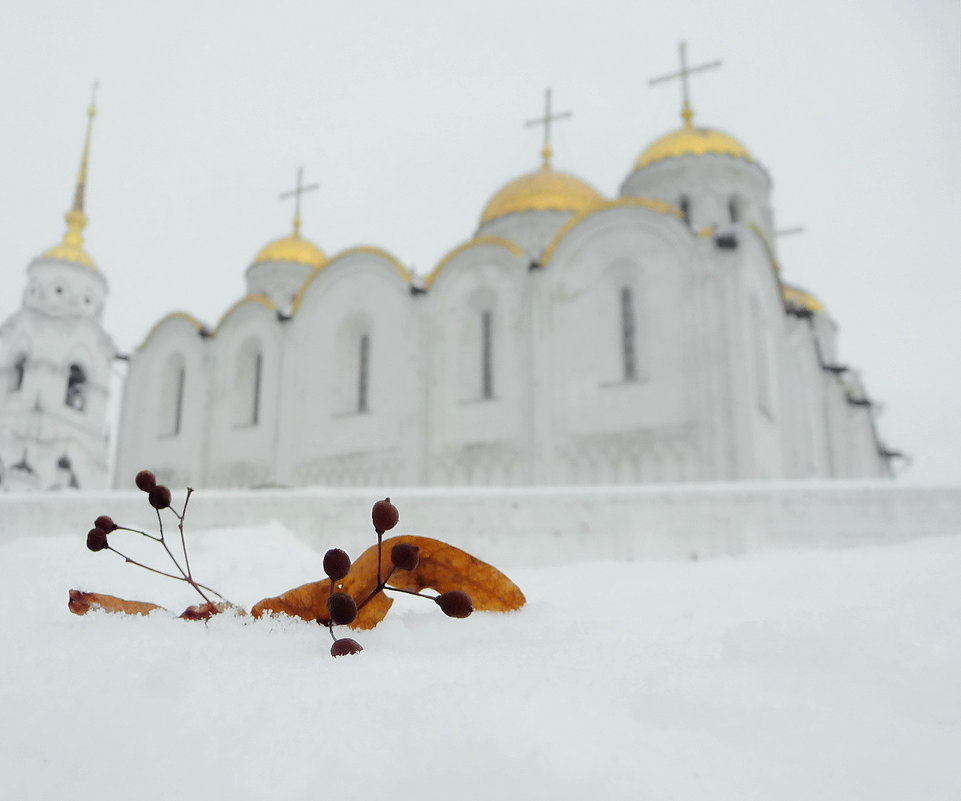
86, 527, 109, 552
323, 548, 352, 581
435, 590, 473, 618
327, 592, 358, 626
391, 543, 420, 571
371, 497, 399, 534
330, 638, 363, 657
94, 515, 117, 532
135, 470, 157, 492
148, 485, 172, 510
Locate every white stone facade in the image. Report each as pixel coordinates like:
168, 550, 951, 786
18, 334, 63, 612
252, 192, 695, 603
113, 118, 894, 489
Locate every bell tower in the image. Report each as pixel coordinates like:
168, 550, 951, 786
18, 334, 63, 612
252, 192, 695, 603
0, 87, 116, 490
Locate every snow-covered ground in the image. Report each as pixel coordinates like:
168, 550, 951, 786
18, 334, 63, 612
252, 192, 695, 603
1, 519, 958, 800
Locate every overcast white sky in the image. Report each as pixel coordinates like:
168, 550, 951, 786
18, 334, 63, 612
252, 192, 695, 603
1, 0, 958, 483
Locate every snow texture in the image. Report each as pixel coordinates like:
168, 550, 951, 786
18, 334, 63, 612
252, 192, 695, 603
1, 520, 959, 800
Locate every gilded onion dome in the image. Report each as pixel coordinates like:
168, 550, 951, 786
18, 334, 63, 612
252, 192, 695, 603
253, 169, 326, 268
480, 165, 604, 225
252, 230, 326, 268
636, 107, 752, 169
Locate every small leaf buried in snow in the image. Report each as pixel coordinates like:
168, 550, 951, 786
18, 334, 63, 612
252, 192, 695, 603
179, 601, 243, 621
68, 589, 165, 617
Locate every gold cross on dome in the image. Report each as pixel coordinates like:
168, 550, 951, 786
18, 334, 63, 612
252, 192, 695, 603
648, 41, 722, 127
525, 88, 572, 169
279, 167, 319, 236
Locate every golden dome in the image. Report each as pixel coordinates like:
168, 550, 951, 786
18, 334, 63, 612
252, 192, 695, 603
782, 284, 824, 313
253, 231, 326, 268
480, 166, 604, 225
43, 210, 96, 268
636, 115, 752, 169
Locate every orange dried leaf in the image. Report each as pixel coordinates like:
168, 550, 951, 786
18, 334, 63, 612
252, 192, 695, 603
68, 589, 164, 617
251, 575, 393, 630
251, 535, 524, 629
380, 536, 526, 612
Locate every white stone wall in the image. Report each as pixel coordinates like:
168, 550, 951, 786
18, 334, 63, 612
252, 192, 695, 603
425, 240, 531, 485
535, 206, 702, 484
5, 481, 957, 568
279, 253, 423, 488
114, 312, 209, 489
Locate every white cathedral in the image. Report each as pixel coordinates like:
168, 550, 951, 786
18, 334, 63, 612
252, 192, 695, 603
0, 61, 897, 491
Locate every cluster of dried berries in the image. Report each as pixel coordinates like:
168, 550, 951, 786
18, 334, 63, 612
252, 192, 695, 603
85, 470, 226, 610
322, 497, 473, 657
84, 474, 476, 658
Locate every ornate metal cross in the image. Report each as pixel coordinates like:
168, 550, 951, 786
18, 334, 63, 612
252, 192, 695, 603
649, 41, 722, 125
279, 167, 319, 235
525, 88, 572, 168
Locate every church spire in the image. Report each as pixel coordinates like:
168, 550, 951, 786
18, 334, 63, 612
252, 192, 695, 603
43, 84, 99, 268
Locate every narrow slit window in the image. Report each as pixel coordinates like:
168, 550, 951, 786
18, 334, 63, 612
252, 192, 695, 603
621, 286, 638, 381
679, 195, 691, 225
729, 196, 740, 223
65, 364, 87, 411
11, 355, 26, 392
357, 334, 370, 413
172, 366, 185, 435
481, 310, 494, 399
251, 352, 263, 425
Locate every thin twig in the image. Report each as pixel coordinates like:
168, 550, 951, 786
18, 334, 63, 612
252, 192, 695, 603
355, 566, 396, 612
107, 546, 227, 601
115, 525, 161, 543
382, 585, 432, 599
178, 488, 194, 579
153, 507, 213, 605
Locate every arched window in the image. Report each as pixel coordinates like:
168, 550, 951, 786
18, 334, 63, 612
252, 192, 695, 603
159, 354, 186, 436
64, 364, 87, 411
10, 355, 26, 392
233, 341, 263, 426
679, 195, 691, 226
460, 288, 497, 401
333, 312, 374, 415
620, 286, 638, 381
481, 309, 494, 399
357, 333, 370, 413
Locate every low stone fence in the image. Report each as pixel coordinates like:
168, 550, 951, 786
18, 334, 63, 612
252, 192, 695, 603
3, 480, 959, 567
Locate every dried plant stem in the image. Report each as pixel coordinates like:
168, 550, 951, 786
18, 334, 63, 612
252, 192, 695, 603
382, 585, 432, 599
355, 565, 394, 612
115, 525, 161, 543
106, 546, 227, 601
153, 506, 216, 606
178, 488, 195, 582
